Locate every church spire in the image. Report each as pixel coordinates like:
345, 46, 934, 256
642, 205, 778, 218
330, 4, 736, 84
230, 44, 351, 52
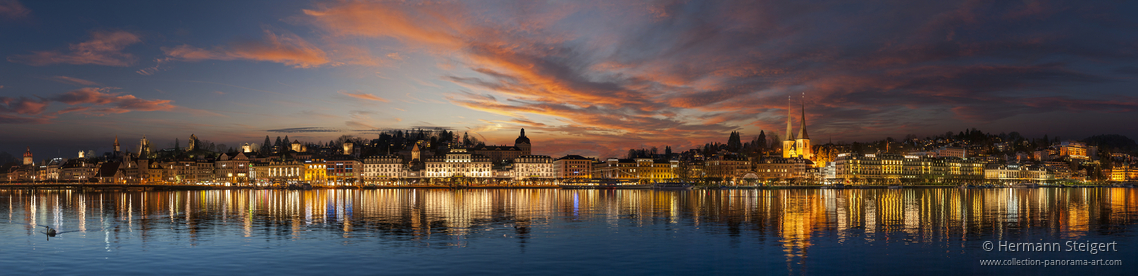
785, 95, 795, 141
798, 93, 809, 140
114, 136, 120, 152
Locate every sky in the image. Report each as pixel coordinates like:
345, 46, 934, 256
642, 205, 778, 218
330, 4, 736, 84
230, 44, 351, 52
2, 0, 1137, 160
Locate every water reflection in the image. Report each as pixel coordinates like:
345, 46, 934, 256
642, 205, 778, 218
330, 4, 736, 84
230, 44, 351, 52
3, 188, 1137, 260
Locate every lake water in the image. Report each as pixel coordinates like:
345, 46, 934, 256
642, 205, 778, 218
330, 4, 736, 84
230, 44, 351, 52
2, 188, 1136, 275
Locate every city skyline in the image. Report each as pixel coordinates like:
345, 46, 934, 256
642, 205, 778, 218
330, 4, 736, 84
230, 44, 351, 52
3, 0, 1138, 159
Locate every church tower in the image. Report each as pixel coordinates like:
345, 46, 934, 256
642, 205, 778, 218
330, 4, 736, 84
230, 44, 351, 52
795, 93, 813, 160
188, 134, 198, 152
22, 147, 32, 165
782, 96, 797, 158
114, 136, 121, 153
138, 135, 151, 157
515, 128, 531, 156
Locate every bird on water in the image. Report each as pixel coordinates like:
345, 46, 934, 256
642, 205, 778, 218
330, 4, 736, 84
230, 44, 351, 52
43, 225, 56, 237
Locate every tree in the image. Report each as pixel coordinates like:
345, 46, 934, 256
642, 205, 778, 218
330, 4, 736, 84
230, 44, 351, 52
727, 131, 742, 152
261, 136, 272, 154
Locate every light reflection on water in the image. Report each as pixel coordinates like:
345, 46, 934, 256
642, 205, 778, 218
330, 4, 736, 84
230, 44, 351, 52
2, 188, 1136, 274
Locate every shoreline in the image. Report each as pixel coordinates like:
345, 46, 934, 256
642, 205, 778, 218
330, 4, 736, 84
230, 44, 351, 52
0, 184, 1127, 191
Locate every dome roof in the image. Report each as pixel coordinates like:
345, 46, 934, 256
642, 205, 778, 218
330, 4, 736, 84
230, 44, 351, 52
514, 129, 530, 145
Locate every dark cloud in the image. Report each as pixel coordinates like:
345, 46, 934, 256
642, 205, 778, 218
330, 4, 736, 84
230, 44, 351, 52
300, 0, 1138, 150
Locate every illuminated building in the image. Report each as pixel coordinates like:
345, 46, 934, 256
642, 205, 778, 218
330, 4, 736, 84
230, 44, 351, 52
834, 153, 984, 185
1110, 165, 1138, 182
1060, 141, 1088, 159
424, 148, 493, 178
325, 157, 360, 185
702, 154, 751, 182
592, 158, 677, 183
511, 155, 554, 182
60, 157, 98, 182
984, 164, 1054, 184
304, 159, 327, 183
251, 159, 304, 185
553, 155, 593, 179
782, 95, 813, 161
215, 152, 250, 184
754, 157, 813, 183
362, 155, 407, 184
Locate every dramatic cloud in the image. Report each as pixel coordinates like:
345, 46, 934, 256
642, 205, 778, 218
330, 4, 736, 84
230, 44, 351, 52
338, 91, 389, 102
0, 87, 176, 124
8, 30, 141, 66
0, 0, 29, 19
163, 30, 331, 68
300, 0, 1138, 148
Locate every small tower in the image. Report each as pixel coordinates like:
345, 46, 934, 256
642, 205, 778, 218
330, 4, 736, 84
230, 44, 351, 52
22, 147, 33, 165
411, 142, 421, 162
291, 140, 302, 152
343, 141, 354, 155
138, 135, 151, 158
515, 128, 532, 156
188, 134, 198, 152
114, 136, 121, 153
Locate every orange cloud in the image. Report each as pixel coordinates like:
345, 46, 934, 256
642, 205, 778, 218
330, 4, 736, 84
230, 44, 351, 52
303, 1, 466, 49
338, 91, 389, 102
8, 30, 140, 66
163, 30, 330, 68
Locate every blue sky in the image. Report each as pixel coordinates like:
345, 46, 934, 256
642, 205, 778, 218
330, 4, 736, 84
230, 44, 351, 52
2, 0, 1138, 161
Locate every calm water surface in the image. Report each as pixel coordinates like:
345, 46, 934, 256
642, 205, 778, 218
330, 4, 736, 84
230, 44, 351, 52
2, 188, 1136, 275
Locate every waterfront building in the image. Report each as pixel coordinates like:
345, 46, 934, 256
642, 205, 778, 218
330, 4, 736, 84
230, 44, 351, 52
511, 155, 554, 183
362, 155, 407, 184
326, 157, 360, 186
424, 148, 493, 179
60, 157, 98, 182
304, 159, 327, 184
703, 154, 751, 182
753, 157, 813, 184
984, 164, 1053, 184
553, 155, 593, 179
593, 158, 677, 183
1110, 164, 1138, 182
215, 152, 250, 185
834, 153, 984, 185
251, 159, 304, 186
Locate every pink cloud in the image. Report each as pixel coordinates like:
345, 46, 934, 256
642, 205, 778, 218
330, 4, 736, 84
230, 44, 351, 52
8, 30, 140, 66
163, 30, 331, 68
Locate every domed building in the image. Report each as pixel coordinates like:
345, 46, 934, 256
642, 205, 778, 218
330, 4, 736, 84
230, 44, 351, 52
471, 129, 533, 163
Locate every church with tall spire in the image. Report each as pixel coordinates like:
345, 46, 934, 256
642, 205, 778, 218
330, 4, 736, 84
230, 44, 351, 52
782, 94, 813, 160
